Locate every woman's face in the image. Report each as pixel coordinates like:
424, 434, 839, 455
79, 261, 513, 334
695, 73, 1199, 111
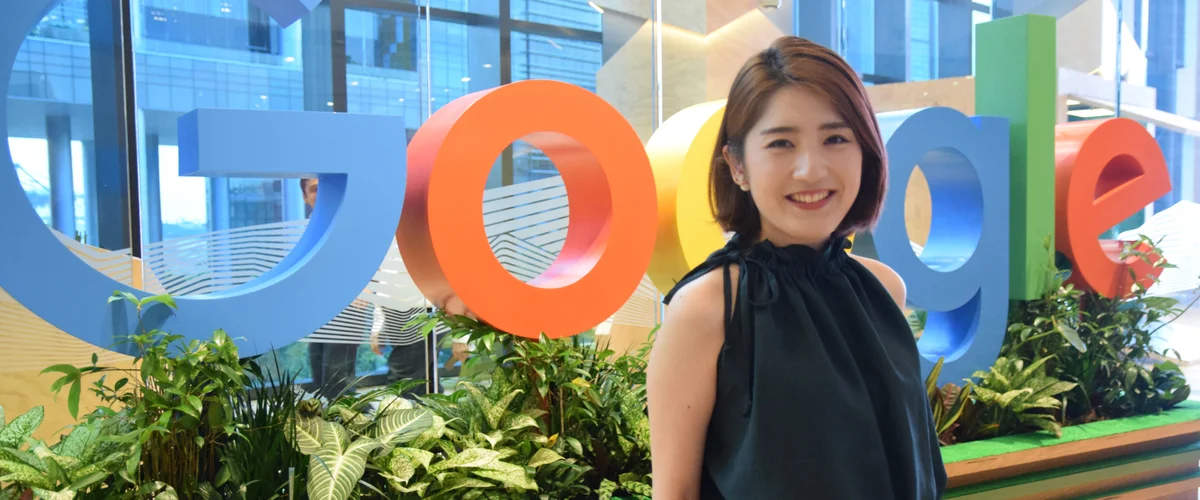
725, 85, 863, 248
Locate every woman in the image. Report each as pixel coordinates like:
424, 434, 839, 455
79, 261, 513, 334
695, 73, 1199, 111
647, 37, 946, 499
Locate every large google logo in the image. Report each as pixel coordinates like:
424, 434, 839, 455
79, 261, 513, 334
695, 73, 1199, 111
0, 4, 1170, 383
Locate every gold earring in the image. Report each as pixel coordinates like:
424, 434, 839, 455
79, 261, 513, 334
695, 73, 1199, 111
739, 183, 750, 192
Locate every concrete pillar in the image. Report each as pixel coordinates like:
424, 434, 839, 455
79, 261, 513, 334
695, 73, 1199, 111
46, 115, 76, 238
81, 140, 99, 246
874, 0, 909, 83
209, 178, 230, 232
143, 133, 163, 243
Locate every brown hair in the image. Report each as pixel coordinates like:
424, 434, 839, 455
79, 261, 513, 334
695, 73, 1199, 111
710, 36, 887, 242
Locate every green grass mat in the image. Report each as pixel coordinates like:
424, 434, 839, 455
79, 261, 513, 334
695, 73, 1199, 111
942, 400, 1200, 464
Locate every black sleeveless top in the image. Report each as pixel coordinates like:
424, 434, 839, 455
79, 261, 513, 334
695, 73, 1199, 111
663, 235, 946, 500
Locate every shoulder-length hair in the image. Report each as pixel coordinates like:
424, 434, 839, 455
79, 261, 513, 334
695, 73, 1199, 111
710, 36, 887, 241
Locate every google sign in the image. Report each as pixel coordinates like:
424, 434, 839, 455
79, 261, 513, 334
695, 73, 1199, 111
0, 6, 1170, 384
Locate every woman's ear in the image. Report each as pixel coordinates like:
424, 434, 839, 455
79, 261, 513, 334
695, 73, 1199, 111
723, 145, 749, 192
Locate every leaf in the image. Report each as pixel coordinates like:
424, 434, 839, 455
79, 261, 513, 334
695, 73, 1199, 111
177, 403, 200, 420
1029, 381, 1077, 402
139, 294, 178, 310
153, 483, 180, 500
1025, 416, 1063, 437
997, 388, 1033, 408
1021, 396, 1063, 410
374, 409, 435, 454
564, 436, 584, 457
197, 482, 223, 500
1142, 296, 1179, 311
67, 470, 110, 492
411, 415, 447, 450
187, 395, 203, 415
384, 476, 429, 496
108, 291, 137, 306
0, 460, 54, 489
428, 448, 501, 474
68, 379, 81, 420
527, 448, 564, 468
938, 385, 972, 436
0, 446, 46, 472
30, 488, 74, 500
925, 358, 944, 400
306, 423, 381, 500
438, 473, 496, 493
1054, 321, 1086, 353
125, 443, 141, 477
290, 415, 325, 455
387, 452, 417, 484
56, 425, 98, 460
395, 447, 436, 471
335, 408, 371, 431
0, 406, 44, 448
476, 431, 504, 448
215, 464, 231, 487
474, 461, 537, 491
505, 413, 539, 432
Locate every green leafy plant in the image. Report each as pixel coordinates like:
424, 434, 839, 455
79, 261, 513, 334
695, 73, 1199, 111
375, 382, 577, 499
1001, 235, 1196, 425
418, 312, 655, 497
925, 358, 972, 446
0, 406, 135, 500
907, 309, 928, 340
42, 292, 251, 497
202, 357, 310, 500
957, 356, 1077, 440
288, 383, 436, 500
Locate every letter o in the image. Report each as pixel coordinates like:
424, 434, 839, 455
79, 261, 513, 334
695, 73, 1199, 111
398, 80, 658, 339
646, 100, 728, 294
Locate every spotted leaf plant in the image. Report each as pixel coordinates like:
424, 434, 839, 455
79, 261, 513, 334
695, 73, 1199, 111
0, 406, 133, 499
287, 388, 436, 500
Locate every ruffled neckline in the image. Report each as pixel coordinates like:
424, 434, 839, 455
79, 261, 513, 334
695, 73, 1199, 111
730, 233, 851, 275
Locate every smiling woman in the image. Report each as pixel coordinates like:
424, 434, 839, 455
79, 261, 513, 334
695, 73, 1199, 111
647, 36, 945, 500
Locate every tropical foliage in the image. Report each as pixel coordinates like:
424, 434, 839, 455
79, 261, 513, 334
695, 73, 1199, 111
5, 233, 1195, 497
925, 236, 1196, 445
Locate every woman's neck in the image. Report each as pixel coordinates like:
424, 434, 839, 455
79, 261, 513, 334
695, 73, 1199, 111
757, 227, 831, 251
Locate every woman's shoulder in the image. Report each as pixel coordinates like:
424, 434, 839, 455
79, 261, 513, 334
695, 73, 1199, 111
847, 254, 907, 309
661, 266, 739, 341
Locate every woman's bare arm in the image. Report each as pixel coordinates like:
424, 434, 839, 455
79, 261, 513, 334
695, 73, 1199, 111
648, 269, 730, 500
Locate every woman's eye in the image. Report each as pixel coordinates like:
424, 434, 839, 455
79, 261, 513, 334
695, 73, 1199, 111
825, 135, 851, 145
767, 139, 793, 148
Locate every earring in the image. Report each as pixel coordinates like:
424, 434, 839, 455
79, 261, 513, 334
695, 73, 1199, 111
739, 183, 750, 192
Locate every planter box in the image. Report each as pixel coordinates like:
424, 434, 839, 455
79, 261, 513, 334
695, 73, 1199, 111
944, 401, 1200, 499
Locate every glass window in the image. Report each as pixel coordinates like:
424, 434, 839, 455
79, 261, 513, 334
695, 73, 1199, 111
511, 0, 601, 31
7, 0, 107, 246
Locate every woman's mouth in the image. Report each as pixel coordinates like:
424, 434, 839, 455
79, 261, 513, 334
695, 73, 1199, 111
785, 190, 835, 210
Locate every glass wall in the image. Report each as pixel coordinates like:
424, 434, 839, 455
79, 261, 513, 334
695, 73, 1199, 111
8, 0, 131, 250
6, 0, 651, 397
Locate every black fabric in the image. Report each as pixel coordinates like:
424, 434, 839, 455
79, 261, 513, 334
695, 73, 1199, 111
663, 234, 946, 500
